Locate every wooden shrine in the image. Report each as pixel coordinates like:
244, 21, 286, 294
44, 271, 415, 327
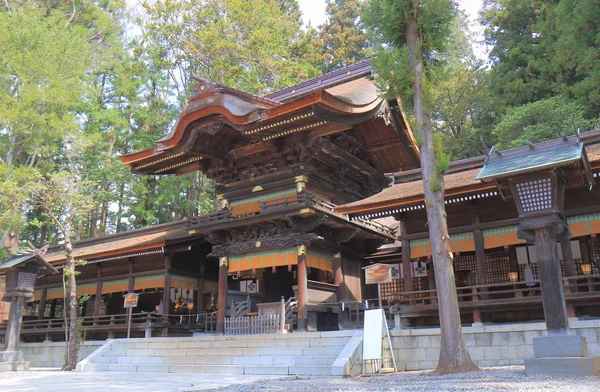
0, 60, 422, 340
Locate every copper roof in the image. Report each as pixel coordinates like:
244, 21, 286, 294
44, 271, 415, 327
120, 62, 420, 175
336, 131, 600, 215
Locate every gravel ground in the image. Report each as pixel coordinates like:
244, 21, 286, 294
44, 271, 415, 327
214, 366, 600, 392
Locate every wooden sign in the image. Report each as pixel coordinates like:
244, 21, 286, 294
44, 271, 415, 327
364, 263, 393, 284
123, 293, 139, 308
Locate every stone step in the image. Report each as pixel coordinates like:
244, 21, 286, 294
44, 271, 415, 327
101, 363, 246, 374
110, 337, 349, 351
92, 354, 338, 367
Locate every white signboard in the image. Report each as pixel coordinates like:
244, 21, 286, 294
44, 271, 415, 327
363, 309, 386, 361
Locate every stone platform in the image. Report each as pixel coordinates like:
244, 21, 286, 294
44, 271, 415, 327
525, 335, 600, 376
0, 351, 29, 372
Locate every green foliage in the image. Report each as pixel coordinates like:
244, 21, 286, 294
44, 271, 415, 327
318, 0, 369, 72
138, 0, 320, 96
364, 0, 456, 110
492, 96, 596, 149
483, 0, 600, 119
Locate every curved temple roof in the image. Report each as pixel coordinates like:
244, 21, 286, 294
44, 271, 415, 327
120, 61, 420, 176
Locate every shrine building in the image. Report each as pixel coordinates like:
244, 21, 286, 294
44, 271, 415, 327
2, 60, 600, 342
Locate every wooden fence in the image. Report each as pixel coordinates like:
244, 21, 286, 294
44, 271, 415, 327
224, 314, 281, 335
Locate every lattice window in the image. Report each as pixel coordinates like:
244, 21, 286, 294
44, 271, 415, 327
518, 262, 539, 281
515, 178, 553, 212
485, 250, 511, 284
381, 280, 402, 301
589, 237, 600, 274
380, 265, 429, 301
454, 252, 479, 284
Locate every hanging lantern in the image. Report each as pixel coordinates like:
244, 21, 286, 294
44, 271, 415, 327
272, 266, 276, 274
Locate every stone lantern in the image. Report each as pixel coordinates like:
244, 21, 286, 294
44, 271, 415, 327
476, 136, 600, 376
0, 252, 58, 371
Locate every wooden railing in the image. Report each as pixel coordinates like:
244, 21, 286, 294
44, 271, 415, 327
387, 274, 600, 319
0, 312, 166, 342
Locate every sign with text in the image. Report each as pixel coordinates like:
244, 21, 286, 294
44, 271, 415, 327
123, 293, 139, 308
364, 263, 393, 284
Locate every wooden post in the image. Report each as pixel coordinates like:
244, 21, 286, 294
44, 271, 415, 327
560, 233, 577, 278
473, 229, 488, 286
332, 253, 342, 286
38, 288, 47, 319
399, 220, 413, 294
162, 254, 172, 322
197, 262, 205, 314
535, 227, 569, 335
297, 245, 308, 331
128, 257, 135, 293
216, 257, 228, 334
94, 265, 102, 320
4, 296, 26, 352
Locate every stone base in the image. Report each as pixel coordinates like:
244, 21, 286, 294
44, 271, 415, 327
525, 357, 600, 377
533, 335, 588, 358
0, 351, 30, 372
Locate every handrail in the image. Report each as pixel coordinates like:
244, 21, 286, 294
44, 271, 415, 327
389, 273, 600, 307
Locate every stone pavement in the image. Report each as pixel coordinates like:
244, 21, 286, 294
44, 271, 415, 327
0, 369, 293, 392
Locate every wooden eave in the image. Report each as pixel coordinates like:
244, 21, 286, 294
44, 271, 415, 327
43, 220, 194, 264
120, 73, 418, 176
336, 131, 600, 217
336, 182, 498, 216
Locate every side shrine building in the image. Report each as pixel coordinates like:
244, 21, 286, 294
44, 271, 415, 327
2, 60, 600, 343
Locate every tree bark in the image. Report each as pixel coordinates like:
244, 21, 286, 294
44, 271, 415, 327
405, 18, 478, 374
62, 235, 79, 371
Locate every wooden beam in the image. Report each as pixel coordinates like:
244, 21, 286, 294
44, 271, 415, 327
365, 139, 404, 152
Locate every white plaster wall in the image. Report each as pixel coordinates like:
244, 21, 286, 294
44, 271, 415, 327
391, 319, 600, 371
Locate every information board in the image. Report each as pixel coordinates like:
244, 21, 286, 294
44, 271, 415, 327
123, 293, 139, 308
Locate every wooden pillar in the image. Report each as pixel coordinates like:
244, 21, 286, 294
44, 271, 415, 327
535, 227, 569, 335
38, 288, 47, 319
94, 264, 102, 318
560, 233, 577, 278
216, 257, 228, 334
162, 254, 172, 321
473, 229, 488, 286
4, 296, 26, 352
197, 262, 205, 315
297, 245, 308, 331
128, 258, 135, 293
399, 220, 413, 294
332, 252, 342, 286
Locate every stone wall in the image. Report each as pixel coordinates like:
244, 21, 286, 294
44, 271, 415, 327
18, 341, 105, 368
391, 319, 600, 371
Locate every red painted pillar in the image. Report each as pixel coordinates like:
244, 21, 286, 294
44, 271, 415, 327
216, 257, 228, 334
297, 246, 308, 331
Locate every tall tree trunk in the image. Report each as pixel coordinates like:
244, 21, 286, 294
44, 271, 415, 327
62, 235, 79, 371
115, 183, 125, 232
99, 200, 108, 235
406, 18, 478, 375
88, 204, 99, 238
